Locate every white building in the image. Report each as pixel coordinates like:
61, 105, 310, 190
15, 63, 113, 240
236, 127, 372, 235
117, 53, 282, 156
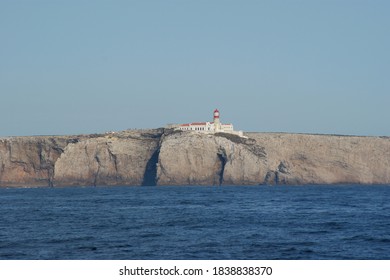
170, 109, 244, 137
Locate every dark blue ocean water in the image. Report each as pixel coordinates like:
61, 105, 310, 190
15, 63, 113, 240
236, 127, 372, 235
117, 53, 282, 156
0, 185, 389, 260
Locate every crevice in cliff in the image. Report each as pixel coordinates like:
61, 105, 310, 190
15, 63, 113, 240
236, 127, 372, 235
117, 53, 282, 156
142, 148, 160, 186
264, 171, 274, 185
38, 141, 54, 187
141, 129, 166, 186
217, 151, 227, 186
94, 155, 101, 187
264, 164, 291, 185
47, 138, 67, 187
106, 144, 119, 182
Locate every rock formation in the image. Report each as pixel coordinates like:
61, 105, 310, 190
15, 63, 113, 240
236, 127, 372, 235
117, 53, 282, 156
0, 129, 389, 187
0, 136, 71, 187
157, 132, 268, 185
53, 130, 162, 186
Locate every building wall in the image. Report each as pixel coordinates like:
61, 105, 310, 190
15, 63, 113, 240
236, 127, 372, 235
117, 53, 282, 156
221, 124, 233, 131
177, 122, 235, 133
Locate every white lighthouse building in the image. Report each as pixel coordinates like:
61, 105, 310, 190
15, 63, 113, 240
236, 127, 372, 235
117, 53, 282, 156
170, 109, 244, 137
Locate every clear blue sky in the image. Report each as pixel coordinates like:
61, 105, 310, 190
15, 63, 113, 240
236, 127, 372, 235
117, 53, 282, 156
1, 0, 389, 136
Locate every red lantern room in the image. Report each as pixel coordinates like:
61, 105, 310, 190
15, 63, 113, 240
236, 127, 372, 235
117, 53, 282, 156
213, 109, 220, 119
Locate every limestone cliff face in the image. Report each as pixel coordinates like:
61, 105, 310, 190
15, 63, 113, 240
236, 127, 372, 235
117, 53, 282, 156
156, 132, 268, 185
53, 130, 161, 186
246, 133, 390, 185
0, 136, 72, 187
0, 129, 389, 187
0, 130, 162, 187
156, 131, 390, 185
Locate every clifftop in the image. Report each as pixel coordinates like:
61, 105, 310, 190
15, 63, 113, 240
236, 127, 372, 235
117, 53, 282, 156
0, 129, 389, 187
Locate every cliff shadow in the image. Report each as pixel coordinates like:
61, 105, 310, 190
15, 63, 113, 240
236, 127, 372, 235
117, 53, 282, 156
217, 151, 227, 186
142, 149, 160, 186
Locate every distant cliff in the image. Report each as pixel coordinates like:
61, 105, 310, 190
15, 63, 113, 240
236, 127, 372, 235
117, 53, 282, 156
0, 129, 389, 187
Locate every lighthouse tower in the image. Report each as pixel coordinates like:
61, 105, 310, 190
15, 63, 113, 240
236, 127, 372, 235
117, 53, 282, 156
213, 109, 221, 131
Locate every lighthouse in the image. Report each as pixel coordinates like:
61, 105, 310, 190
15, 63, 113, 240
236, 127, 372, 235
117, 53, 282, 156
171, 108, 244, 137
213, 109, 221, 132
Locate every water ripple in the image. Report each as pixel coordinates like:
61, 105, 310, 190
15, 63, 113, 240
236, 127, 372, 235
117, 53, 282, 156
0, 185, 389, 259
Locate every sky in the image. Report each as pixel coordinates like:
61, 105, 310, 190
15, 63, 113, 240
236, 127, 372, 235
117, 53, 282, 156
1, 0, 389, 136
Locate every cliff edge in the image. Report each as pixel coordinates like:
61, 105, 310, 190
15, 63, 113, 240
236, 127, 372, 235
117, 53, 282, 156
0, 130, 389, 187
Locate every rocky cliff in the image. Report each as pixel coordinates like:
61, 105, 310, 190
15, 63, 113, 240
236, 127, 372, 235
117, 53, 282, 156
0, 129, 389, 187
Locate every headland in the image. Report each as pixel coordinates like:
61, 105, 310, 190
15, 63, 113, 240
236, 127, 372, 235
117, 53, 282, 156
0, 128, 389, 187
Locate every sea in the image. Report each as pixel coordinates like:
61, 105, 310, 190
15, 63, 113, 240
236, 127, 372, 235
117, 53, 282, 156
0, 185, 389, 260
